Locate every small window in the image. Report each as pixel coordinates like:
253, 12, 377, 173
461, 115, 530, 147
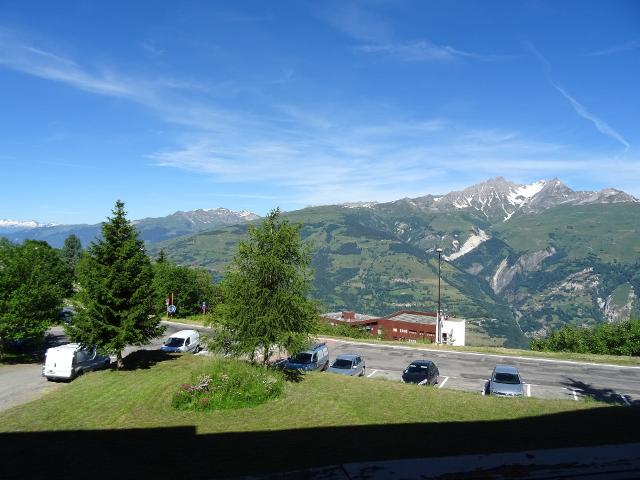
312, 353, 318, 362
392, 328, 398, 332
186, 337, 191, 345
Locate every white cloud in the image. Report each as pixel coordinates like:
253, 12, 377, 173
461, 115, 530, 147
551, 84, 630, 151
526, 42, 630, 152
585, 39, 640, 56
323, 2, 393, 43
2, 28, 638, 207
355, 41, 510, 62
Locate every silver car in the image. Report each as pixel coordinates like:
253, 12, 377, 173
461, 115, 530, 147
487, 364, 524, 396
327, 354, 366, 376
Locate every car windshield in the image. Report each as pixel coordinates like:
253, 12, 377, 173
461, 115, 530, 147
332, 359, 353, 369
407, 364, 429, 373
494, 372, 520, 384
165, 337, 185, 347
292, 352, 312, 364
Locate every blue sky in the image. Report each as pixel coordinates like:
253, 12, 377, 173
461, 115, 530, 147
1, 0, 638, 224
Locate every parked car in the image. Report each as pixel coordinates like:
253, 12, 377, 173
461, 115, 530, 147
281, 343, 329, 372
487, 364, 524, 396
58, 307, 75, 324
401, 360, 439, 385
160, 329, 201, 353
327, 353, 366, 376
42, 344, 110, 381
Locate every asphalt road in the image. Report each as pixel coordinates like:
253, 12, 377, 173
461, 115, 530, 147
0, 323, 185, 412
165, 321, 640, 405
2, 321, 639, 412
323, 337, 640, 405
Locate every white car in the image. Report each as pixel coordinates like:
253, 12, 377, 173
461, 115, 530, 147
42, 344, 110, 381
160, 329, 201, 353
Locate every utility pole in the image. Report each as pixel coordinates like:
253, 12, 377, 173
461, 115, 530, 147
436, 248, 443, 344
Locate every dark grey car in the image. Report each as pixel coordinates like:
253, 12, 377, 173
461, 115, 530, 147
327, 354, 365, 376
487, 364, 525, 396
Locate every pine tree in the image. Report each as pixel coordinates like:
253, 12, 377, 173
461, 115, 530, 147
209, 208, 319, 364
156, 249, 167, 264
67, 200, 162, 368
60, 234, 83, 273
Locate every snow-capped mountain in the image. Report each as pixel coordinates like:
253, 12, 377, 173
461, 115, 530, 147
2, 208, 261, 247
409, 177, 638, 222
0, 219, 57, 233
154, 208, 261, 225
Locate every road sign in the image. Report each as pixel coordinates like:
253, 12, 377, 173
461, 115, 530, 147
168, 305, 176, 314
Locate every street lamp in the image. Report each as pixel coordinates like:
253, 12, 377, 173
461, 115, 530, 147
436, 248, 443, 344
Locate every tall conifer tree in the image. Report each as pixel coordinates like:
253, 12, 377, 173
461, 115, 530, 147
67, 200, 162, 368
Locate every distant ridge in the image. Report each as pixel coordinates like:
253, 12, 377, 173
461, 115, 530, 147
1, 208, 261, 247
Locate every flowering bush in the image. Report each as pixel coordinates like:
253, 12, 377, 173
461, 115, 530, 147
171, 359, 284, 411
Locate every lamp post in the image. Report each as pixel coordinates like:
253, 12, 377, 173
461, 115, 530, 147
436, 248, 443, 344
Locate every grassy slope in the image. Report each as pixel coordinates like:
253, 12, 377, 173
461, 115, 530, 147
1, 354, 604, 433
2, 354, 639, 478
493, 204, 640, 262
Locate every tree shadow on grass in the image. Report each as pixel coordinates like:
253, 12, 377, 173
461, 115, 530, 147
1, 329, 70, 365
121, 349, 181, 371
561, 378, 640, 406
1, 406, 639, 479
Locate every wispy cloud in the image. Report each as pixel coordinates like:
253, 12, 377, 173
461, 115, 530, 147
355, 41, 511, 62
0, 31, 133, 97
322, 2, 510, 63
323, 2, 393, 43
551, 84, 630, 151
2, 27, 638, 206
585, 39, 640, 56
526, 42, 629, 151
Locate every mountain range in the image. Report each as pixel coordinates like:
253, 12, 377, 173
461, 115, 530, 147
0, 208, 260, 247
4, 177, 639, 347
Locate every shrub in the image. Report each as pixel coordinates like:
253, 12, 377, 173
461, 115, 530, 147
171, 358, 284, 411
530, 319, 640, 356
317, 322, 371, 339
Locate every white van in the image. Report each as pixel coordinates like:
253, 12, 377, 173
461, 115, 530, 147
42, 344, 110, 381
160, 329, 201, 353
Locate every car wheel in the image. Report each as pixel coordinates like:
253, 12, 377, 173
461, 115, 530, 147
322, 361, 329, 371
360, 367, 365, 377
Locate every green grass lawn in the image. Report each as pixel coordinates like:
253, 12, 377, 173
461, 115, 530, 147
0, 353, 600, 433
1, 353, 638, 479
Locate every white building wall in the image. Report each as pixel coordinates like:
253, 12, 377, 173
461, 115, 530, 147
442, 319, 466, 346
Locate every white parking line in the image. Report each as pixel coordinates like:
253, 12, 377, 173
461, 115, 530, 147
367, 369, 381, 378
619, 394, 632, 407
437, 376, 449, 389
525, 383, 531, 397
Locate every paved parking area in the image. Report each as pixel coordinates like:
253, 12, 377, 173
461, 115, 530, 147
329, 339, 640, 405
364, 368, 633, 401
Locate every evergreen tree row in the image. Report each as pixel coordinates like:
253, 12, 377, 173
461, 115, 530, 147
1, 201, 319, 369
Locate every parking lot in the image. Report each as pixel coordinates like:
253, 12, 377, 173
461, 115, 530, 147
2, 322, 639, 413
324, 338, 640, 405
